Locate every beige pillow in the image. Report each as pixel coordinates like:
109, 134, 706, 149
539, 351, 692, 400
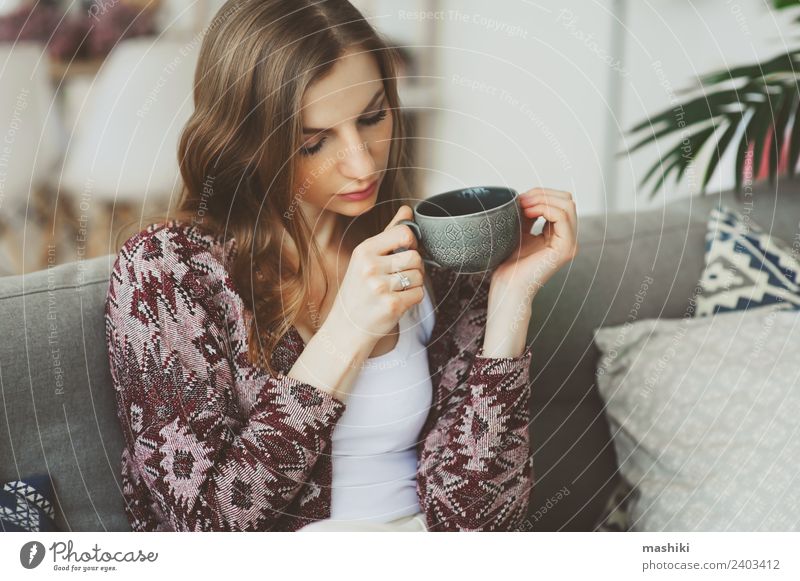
594, 307, 800, 531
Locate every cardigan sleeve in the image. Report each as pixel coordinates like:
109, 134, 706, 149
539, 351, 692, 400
417, 270, 534, 531
105, 226, 346, 531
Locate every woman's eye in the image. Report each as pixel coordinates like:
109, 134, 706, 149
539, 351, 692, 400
299, 109, 387, 157
359, 108, 388, 127
300, 137, 326, 156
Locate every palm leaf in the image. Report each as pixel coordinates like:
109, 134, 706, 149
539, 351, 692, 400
701, 121, 738, 192
787, 96, 800, 178
627, 89, 741, 135
749, 89, 783, 179
628, 49, 800, 197
638, 126, 716, 198
768, 86, 796, 183
701, 51, 800, 85
732, 100, 780, 192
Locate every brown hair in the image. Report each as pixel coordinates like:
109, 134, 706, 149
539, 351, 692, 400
118, 0, 416, 375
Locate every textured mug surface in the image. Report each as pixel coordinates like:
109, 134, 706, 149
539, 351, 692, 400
395, 186, 520, 273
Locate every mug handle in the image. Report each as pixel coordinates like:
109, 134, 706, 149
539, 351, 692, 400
391, 219, 443, 268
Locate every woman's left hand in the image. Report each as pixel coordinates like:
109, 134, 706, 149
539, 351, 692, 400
491, 187, 579, 296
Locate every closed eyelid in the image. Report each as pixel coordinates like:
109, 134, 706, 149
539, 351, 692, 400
302, 88, 386, 136
302, 103, 388, 145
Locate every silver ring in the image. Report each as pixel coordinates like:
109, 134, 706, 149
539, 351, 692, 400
394, 271, 411, 291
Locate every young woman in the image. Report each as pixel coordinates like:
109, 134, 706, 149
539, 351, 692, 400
105, 0, 578, 533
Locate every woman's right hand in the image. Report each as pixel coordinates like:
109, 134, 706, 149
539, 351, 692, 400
327, 205, 426, 345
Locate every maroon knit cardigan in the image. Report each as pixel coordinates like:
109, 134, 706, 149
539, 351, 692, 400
104, 220, 534, 532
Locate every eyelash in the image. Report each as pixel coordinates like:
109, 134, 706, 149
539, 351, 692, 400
300, 108, 389, 156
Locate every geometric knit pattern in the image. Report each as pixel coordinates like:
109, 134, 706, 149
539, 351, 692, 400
0, 474, 58, 532
104, 219, 534, 532
695, 204, 800, 317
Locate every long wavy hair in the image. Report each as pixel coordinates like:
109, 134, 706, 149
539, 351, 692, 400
120, 0, 416, 376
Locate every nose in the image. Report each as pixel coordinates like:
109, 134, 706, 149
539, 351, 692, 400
338, 126, 377, 183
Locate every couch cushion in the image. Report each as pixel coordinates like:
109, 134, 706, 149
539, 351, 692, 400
0, 255, 130, 531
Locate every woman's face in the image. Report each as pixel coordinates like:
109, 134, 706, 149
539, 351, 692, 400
294, 48, 393, 218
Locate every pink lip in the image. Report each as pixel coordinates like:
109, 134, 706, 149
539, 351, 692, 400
339, 180, 378, 201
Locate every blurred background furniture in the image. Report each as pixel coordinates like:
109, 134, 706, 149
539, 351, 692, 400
0, 0, 436, 277
1, 181, 795, 531
0, 41, 63, 276
57, 36, 200, 258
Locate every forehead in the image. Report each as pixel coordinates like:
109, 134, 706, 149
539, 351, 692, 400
301, 49, 384, 125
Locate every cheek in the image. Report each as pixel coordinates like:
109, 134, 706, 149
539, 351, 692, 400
296, 158, 335, 202
369, 118, 394, 158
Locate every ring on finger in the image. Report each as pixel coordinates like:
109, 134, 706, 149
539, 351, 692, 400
393, 271, 412, 291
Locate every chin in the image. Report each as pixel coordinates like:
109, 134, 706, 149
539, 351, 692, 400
335, 198, 377, 216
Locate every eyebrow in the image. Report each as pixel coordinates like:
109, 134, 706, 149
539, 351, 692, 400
302, 87, 386, 135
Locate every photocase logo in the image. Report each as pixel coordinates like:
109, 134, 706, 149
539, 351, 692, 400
20, 541, 46, 569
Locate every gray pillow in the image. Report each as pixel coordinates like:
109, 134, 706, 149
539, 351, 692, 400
593, 307, 800, 531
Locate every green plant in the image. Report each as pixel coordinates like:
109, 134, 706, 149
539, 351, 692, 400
628, 1, 800, 197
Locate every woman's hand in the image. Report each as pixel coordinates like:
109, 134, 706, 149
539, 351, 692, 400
289, 206, 425, 401
326, 205, 425, 345
479, 188, 578, 358
491, 187, 579, 296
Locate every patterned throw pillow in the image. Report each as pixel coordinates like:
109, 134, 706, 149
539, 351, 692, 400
695, 204, 800, 316
0, 474, 58, 532
594, 477, 638, 532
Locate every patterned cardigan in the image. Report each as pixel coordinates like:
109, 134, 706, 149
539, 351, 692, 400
104, 219, 534, 532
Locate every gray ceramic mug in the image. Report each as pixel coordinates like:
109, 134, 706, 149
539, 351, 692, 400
392, 186, 521, 273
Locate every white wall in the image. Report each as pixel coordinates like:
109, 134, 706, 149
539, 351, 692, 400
361, 0, 799, 216
424, 0, 616, 216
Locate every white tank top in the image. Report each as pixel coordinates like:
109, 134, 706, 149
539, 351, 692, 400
329, 283, 436, 522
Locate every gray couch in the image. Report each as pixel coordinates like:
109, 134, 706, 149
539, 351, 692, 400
2, 182, 797, 532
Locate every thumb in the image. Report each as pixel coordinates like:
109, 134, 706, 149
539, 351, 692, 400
384, 204, 414, 232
